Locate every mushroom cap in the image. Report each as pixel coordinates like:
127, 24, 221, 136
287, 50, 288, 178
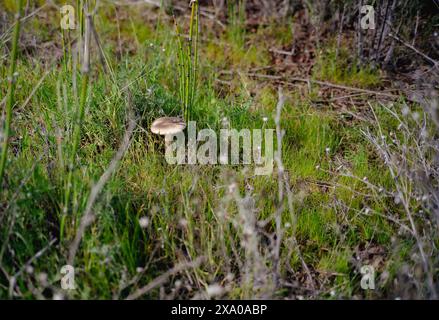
150, 117, 186, 135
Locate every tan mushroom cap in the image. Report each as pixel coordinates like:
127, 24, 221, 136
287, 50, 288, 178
150, 117, 186, 135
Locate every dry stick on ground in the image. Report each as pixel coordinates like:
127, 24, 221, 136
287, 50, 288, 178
8, 238, 57, 298
388, 33, 439, 68
274, 87, 316, 291
376, 7, 439, 69
269, 48, 294, 56
126, 256, 205, 300
244, 72, 400, 100
114, 243, 162, 299
67, 96, 137, 266
16, 69, 51, 112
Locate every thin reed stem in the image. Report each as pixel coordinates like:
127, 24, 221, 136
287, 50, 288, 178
0, 0, 23, 189
62, 9, 92, 231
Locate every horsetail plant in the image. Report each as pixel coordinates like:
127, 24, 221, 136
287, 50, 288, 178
0, 0, 23, 190
62, 5, 92, 234
174, 0, 199, 123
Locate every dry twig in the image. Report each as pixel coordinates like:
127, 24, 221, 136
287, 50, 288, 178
126, 256, 205, 300
67, 94, 137, 266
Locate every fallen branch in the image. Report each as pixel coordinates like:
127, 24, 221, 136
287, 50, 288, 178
244, 72, 400, 100
9, 238, 57, 297
274, 87, 315, 291
16, 69, 51, 112
126, 256, 205, 300
67, 93, 137, 266
269, 48, 294, 56
388, 33, 439, 68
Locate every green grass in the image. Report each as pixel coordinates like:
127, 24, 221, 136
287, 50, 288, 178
313, 45, 381, 88
0, 2, 432, 299
0, 0, 23, 187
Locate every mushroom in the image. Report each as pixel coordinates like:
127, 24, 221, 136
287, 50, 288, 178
150, 117, 186, 153
150, 117, 186, 135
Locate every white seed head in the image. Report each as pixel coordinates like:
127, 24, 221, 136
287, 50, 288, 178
139, 216, 149, 228
206, 284, 224, 297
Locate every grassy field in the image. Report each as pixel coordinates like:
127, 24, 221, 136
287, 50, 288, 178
0, 0, 438, 299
